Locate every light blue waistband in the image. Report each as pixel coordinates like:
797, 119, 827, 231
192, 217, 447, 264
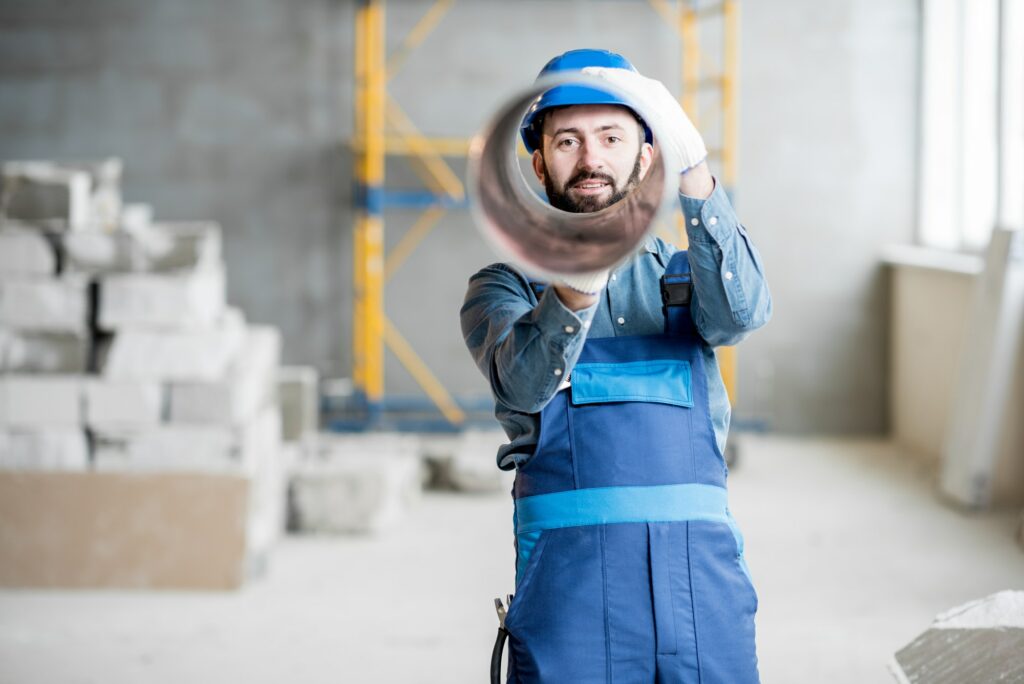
514, 484, 730, 534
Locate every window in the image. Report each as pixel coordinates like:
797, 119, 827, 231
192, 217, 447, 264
918, 0, 1023, 250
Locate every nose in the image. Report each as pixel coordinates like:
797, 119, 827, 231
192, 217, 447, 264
578, 140, 605, 172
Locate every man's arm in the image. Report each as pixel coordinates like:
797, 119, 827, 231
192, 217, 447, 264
677, 162, 772, 347
460, 264, 597, 414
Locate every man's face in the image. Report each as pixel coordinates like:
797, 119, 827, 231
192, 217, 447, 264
532, 104, 654, 213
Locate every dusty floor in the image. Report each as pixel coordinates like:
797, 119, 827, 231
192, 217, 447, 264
1, 435, 1022, 683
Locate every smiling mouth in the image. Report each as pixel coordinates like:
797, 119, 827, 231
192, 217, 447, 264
572, 181, 610, 193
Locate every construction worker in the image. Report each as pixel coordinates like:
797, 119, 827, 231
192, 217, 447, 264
461, 49, 772, 683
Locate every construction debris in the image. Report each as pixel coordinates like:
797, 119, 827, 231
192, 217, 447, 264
890, 591, 1024, 683
288, 432, 422, 534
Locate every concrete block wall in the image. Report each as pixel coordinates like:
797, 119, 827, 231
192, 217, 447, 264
0, 0, 920, 434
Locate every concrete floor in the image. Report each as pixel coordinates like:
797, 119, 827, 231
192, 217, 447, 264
1, 435, 1022, 684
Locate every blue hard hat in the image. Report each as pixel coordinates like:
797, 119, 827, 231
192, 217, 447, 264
520, 49, 653, 154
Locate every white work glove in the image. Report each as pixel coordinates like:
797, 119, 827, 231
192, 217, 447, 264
582, 67, 707, 175
559, 269, 610, 295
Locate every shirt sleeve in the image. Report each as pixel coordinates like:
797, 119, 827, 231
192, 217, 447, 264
678, 179, 773, 347
460, 263, 598, 414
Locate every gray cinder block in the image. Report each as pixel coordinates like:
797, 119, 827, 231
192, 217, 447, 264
0, 429, 89, 471
0, 375, 83, 428
288, 433, 422, 534
84, 379, 165, 430
92, 405, 281, 477
101, 308, 245, 382
277, 366, 319, 442
64, 218, 222, 275
0, 275, 90, 334
423, 429, 512, 493
0, 329, 88, 374
134, 221, 222, 272
1, 161, 92, 231
169, 325, 281, 425
0, 224, 58, 276
98, 264, 226, 330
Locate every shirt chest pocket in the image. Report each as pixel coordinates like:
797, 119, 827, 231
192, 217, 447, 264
570, 359, 694, 408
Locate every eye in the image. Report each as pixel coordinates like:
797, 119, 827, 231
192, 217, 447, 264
606, 135, 622, 144
557, 138, 579, 149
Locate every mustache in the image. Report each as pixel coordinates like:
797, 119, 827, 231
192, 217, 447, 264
565, 170, 616, 190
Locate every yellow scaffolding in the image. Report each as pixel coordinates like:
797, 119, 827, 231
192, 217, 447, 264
350, 0, 740, 427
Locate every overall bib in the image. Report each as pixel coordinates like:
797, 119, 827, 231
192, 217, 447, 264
504, 252, 760, 683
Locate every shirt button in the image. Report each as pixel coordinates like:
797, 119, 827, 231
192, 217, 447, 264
583, 320, 591, 329
553, 368, 563, 376
564, 325, 574, 333
690, 217, 699, 226
611, 274, 617, 281
617, 316, 626, 325
709, 216, 719, 226
724, 271, 734, 280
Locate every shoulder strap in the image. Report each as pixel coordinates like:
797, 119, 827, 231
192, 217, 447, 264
661, 250, 692, 307
527, 280, 547, 301
661, 250, 696, 336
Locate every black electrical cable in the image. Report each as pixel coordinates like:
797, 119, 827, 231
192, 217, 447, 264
490, 625, 508, 684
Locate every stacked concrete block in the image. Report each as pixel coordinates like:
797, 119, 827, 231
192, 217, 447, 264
169, 325, 281, 425
99, 265, 226, 330
0, 223, 58, 276
289, 433, 423, 534
65, 218, 221, 275
101, 307, 246, 382
92, 405, 280, 475
0, 161, 94, 232
84, 379, 165, 429
0, 430, 89, 471
0, 375, 87, 471
0, 329, 88, 373
2, 159, 122, 232
423, 429, 512, 493
0, 157, 289, 587
0, 275, 90, 334
277, 366, 319, 442
0, 375, 83, 428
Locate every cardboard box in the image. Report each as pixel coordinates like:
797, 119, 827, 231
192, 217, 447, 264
0, 470, 252, 589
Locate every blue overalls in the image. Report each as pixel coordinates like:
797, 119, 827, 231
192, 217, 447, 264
503, 251, 760, 683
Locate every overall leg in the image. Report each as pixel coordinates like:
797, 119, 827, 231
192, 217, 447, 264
505, 526, 609, 683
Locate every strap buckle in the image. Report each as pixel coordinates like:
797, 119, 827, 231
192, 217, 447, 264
660, 275, 692, 307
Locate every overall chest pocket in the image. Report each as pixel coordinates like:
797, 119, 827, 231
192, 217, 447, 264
570, 359, 694, 407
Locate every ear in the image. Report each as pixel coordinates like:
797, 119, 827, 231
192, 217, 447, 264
531, 149, 546, 183
637, 142, 654, 181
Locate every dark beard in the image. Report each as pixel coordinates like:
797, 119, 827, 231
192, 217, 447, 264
544, 150, 644, 213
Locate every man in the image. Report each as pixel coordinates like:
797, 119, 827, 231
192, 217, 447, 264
461, 49, 772, 683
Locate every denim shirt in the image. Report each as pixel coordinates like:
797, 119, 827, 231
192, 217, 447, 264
461, 180, 772, 470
